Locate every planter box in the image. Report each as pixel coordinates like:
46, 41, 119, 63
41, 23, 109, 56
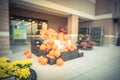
61, 51, 70, 56
61, 55, 70, 61
31, 40, 37, 45
36, 50, 48, 57
70, 49, 79, 59
70, 49, 78, 55
60, 51, 70, 61
47, 58, 56, 65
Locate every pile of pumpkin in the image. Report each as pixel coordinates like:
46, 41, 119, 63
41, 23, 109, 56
36, 28, 77, 66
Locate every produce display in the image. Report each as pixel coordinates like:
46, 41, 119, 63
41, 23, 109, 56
31, 28, 84, 66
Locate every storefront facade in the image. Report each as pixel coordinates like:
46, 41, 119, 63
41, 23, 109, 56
0, 0, 120, 55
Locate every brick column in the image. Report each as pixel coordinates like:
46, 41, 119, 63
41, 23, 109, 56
67, 15, 79, 44
0, 0, 10, 55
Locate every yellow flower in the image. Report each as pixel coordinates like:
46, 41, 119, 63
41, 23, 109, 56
0, 57, 33, 79
0, 57, 10, 62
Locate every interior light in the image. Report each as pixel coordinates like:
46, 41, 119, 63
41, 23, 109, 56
32, 21, 35, 23
21, 20, 25, 22
39, 23, 42, 25
28, 19, 32, 21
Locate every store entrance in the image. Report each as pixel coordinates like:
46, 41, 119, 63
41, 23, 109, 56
10, 15, 48, 45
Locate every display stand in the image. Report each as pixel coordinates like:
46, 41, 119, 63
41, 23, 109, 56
31, 39, 84, 65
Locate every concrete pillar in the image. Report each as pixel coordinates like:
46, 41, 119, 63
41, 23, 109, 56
67, 15, 79, 44
0, 0, 10, 55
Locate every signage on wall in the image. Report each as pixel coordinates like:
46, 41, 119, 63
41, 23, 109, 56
13, 24, 27, 39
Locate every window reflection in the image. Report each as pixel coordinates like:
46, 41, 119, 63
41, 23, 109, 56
10, 16, 48, 35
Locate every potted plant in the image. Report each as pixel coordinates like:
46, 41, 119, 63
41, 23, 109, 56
0, 57, 32, 80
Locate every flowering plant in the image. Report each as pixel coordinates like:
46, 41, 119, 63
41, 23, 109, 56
0, 57, 32, 80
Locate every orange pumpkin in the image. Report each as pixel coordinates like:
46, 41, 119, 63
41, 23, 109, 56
60, 49, 68, 52
26, 53, 32, 58
58, 38, 64, 41
66, 45, 71, 50
52, 32, 58, 37
56, 58, 64, 66
52, 37, 57, 40
40, 44, 46, 50
46, 54, 55, 59
38, 56, 44, 62
48, 50, 55, 56
43, 40, 48, 45
40, 57, 48, 65
54, 50, 61, 58
70, 45, 77, 50
24, 50, 29, 55
48, 28, 54, 32
63, 35, 68, 41
57, 33, 63, 40
59, 32, 64, 36
48, 39, 54, 45
52, 44, 58, 50
46, 44, 51, 50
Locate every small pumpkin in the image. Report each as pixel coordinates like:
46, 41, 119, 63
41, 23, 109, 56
65, 45, 71, 50
48, 39, 54, 45
24, 50, 29, 55
26, 53, 32, 58
52, 44, 58, 50
54, 50, 61, 58
63, 35, 68, 41
46, 54, 55, 59
43, 40, 48, 45
56, 58, 64, 66
40, 44, 46, 50
48, 50, 55, 56
70, 45, 77, 50
40, 57, 48, 65
59, 49, 68, 52
38, 56, 44, 62
46, 44, 51, 50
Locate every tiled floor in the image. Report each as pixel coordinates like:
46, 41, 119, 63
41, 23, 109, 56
1, 44, 120, 80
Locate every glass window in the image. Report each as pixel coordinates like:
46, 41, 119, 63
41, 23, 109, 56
10, 16, 48, 35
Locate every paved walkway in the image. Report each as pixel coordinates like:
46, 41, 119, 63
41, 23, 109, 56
1, 44, 120, 80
